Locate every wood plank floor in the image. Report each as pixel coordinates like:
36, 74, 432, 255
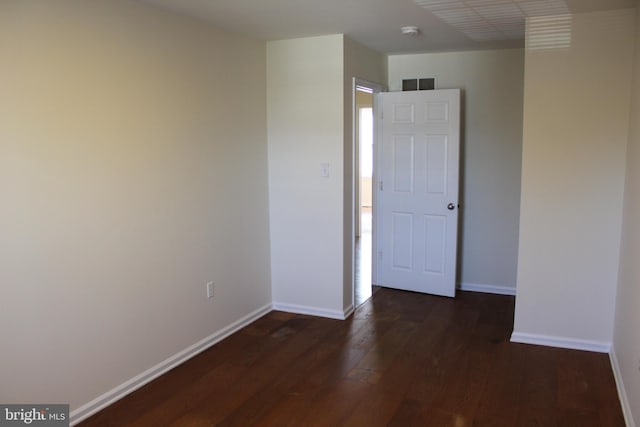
79, 289, 625, 426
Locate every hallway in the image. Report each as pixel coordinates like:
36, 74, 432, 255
355, 208, 375, 306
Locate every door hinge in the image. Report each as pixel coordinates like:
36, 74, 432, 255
378, 251, 383, 260
379, 181, 384, 191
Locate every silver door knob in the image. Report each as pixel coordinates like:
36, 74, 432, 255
447, 203, 455, 210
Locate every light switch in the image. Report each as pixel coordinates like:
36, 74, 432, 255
320, 163, 330, 178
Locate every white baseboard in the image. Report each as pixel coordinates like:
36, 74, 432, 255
510, 331, 611, 353
610, 349, 637, 427
458, 282, 517, 296
343, 304, 355, 319
272, 302, 351, 320
70, 303, 273, 426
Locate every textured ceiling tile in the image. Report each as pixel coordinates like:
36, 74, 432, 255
414, 0, 465, 10
414, 0, 569, 42
517, 0, 569, 16
474, 3, 523, 19
465, 0, 512, 7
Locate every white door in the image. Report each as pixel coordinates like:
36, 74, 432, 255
375, 89, 460, 297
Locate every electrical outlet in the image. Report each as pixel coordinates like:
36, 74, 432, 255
206, 282, 215, 299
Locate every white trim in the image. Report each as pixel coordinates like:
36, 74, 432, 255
343, 304, 355, 319
458, 282, 517, 296
353, 77, 386, 94
510, 332, 611, 353
272, 302, 350, 320
70, 303, 273, 426
610, 349, 637, 427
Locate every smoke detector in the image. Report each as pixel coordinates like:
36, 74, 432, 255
401, 26, 420, 36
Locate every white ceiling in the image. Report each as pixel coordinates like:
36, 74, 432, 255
138, 0, 636, 54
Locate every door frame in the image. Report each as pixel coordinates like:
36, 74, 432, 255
351, 78, 386, 308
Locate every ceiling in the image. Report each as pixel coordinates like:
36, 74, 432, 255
138, 0, 637, 54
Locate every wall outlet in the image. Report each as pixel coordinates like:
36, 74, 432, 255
206, 282, 215, 299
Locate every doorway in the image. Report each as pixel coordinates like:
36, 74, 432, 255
355, 92, 373, 306
352, 79, 385, 307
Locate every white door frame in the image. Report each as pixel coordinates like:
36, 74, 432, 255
351, 78, 386, 308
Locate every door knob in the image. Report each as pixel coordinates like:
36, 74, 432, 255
447, 203, 455, 210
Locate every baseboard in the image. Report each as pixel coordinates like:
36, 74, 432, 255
70, 303, 273, 425
272, 302, 350, 320
610, 349, 637, 427
510, 332, 611, 353
458, 282, 517, 296
343, 304, 355, 319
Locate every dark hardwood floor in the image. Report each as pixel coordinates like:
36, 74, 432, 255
79, 289, 625, 426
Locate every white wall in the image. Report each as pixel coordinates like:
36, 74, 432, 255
613, 3, 640, 425
514, 9, 636, 347
0, 0, 271, 416
267, 35, 386, 317
388, 49, 524, 292
267, 35, 346, 317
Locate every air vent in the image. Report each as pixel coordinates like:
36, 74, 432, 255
402, 78, 436, 91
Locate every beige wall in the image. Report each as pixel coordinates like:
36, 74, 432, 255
361, 178, 373, 207
614, 3, 640, 425
514, 9, 636, 345
388, 49, 525, 291
267, 35, 386, 316
267, 35, 346, 315
0, 0, 271, 417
